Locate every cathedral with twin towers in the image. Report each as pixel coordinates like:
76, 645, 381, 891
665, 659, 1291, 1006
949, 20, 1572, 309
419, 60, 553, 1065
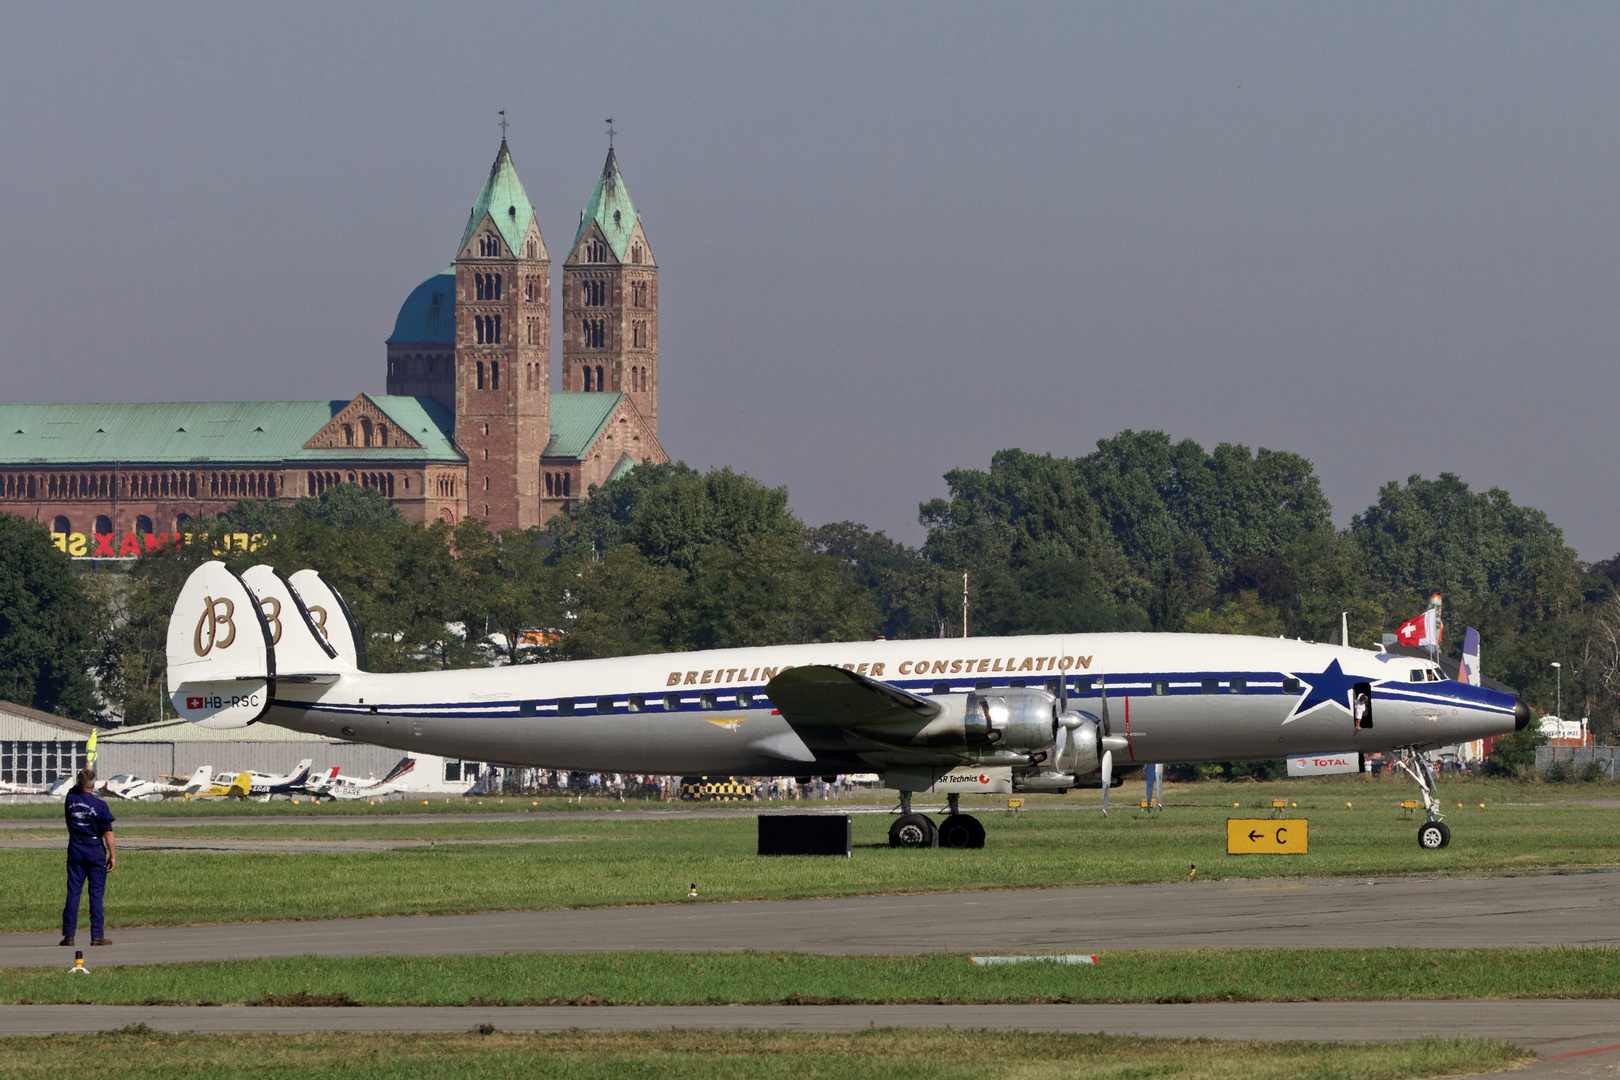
0, 136, 667, 546
384, 136, 667, 529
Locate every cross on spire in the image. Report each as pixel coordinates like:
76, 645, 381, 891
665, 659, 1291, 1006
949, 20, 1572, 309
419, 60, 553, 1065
498, 110, 509, 139
605, 118, 615, 148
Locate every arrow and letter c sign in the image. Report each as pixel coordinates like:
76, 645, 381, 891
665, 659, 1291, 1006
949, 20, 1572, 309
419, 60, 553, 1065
1226, 818, 1308, 854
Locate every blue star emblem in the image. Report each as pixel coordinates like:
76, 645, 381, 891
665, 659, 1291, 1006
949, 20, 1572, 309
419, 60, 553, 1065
1283, 659, 1367, 723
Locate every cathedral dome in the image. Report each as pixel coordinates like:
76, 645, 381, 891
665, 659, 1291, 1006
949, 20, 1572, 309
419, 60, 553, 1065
387, 268, 455, 344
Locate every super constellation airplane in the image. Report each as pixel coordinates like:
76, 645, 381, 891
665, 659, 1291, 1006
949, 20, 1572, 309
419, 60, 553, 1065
166, 562, 1528, 850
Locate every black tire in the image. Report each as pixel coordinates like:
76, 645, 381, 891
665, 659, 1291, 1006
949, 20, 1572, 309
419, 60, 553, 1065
1417, 820, 1450, 850
889, 813, 938, 849
937, 813, 985, 849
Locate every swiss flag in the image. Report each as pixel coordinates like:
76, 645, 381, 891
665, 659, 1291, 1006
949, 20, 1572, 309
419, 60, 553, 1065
1395, 610, 1439, 649
186, 697, 203, 710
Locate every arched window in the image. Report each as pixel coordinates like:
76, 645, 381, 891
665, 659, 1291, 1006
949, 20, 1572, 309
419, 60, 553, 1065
493, 274, 502, 299
360, 417, 373, 446
493, 315, 502, 343
95, 515, 112, 535
525, 240, 536, 259
378, 425, 389, 446
491, 362, 500, 390
52, 515, 70, 534
595, 365, 604, 391
587, 239, 607, 263
174, 513, 189, 532
136, 515, 153, 535
475, 275, 485, 301
582, 367, 593, 391
477, 362, 486, 390
562, 474, 570, 496
343, 424, 354, 446
479, 231, 499, 257
631, 244, 642, 265
544, 472, 552, 496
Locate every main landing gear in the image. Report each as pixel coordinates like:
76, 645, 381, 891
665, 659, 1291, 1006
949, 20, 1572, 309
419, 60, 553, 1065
889, 792, 985, 849
1395, 748, 1451, 850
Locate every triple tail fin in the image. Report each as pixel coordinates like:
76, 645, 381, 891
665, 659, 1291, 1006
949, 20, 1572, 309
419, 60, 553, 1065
241, 565, 354, 682
380, 757, 416, 785
288, 570, 366, 670
166, 562, 273, 728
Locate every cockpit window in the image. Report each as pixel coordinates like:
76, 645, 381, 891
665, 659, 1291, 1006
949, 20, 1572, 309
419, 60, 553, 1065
1411, 670, 1425, 682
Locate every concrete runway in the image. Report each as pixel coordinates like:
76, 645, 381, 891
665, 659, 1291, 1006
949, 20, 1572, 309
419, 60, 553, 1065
1, 999, 1617, 1077
3, 870, 1617, 969
0, 835, 587, 853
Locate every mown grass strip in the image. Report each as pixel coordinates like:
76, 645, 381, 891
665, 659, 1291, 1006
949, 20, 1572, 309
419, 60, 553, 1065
6, 800, 1620, 932
0, 1029, 1531, 1080
3, 948, 1617, 1006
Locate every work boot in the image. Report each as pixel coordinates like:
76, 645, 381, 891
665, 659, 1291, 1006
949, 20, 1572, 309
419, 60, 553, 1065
90, 937, 112, 946
59, 936, 74, 946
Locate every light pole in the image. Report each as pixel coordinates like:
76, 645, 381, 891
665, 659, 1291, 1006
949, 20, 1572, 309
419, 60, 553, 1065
1551, 662, 1561, 720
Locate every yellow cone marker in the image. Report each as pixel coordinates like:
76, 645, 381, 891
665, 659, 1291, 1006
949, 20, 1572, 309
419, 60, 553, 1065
687, 883, 698, 898
70, 950, 87, 974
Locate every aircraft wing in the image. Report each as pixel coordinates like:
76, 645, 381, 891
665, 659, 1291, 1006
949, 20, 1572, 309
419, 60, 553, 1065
766, 665, 961, 758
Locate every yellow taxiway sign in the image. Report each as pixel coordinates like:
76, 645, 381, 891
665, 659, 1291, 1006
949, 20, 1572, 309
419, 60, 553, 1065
1227, 818, 1308, 854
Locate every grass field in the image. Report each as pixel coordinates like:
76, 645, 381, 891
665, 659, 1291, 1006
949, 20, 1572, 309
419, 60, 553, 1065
3, 948, 1617, 1006
0, 1029, 1532, 1080
0, 808, 1615, 932
2, 780, 1618, 932
0, 772, 1611, 820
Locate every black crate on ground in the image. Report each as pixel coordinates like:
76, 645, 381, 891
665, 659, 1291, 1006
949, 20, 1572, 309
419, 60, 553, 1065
757, 814, 852, 857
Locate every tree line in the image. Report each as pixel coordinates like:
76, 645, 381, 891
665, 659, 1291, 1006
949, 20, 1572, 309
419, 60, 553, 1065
4, 429, 1615, 745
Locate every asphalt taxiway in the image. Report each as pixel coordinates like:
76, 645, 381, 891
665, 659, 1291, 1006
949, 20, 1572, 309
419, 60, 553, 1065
2, 870, 1615, 969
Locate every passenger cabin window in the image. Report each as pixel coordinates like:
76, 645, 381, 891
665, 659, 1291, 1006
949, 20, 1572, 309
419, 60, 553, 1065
699, 692, 717, 710
663, 694, 681, 711
1201, 678, 1218, 694
1229, 678, 1247, 693
627, 695, 644, 712
1009, 679, 1026, 688
1045, 679, 1061, 694
596, 696, 613, 714
737, 692, 754, 708
557, 698, 574, 716
1152, 680, 1169, 696
519, 701, 537, 717
974, 680, 992, 690
1073, 677, 1094, 693
932, 682, 951, 695
1283, 678, 1301, 694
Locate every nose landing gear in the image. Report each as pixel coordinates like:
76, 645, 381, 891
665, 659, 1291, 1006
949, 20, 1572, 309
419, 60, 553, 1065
1395, 748, 1451, 849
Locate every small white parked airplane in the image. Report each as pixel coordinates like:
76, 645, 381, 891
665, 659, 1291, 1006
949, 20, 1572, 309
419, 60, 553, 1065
166, 562, 1528, 850
306, 757, 419, 801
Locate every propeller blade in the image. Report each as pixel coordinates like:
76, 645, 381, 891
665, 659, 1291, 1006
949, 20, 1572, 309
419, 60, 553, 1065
1100, 749, 1113, 815
1099, 676, 1110, 734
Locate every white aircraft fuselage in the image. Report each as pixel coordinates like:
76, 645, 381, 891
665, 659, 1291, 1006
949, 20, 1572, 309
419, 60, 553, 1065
257, 633, 1523, 779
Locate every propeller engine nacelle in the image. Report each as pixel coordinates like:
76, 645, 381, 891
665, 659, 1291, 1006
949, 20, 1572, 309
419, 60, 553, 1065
962, 688, 1058, 753
1056, 711, 1101, 776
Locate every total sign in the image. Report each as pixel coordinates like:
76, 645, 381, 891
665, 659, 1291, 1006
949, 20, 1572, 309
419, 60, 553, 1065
1287, 753, 1363, 777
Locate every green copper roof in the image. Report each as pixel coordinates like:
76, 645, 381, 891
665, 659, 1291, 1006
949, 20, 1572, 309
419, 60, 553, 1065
571, 148, 640, 261
544, 392, 625, 459
606, 452, 637, 483
388, 268, 455, 344
0, 398, 461, 466
457, 141, 537, 257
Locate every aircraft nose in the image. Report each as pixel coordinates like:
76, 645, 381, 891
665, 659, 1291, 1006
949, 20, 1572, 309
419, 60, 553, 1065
1514, 698, 1531, 731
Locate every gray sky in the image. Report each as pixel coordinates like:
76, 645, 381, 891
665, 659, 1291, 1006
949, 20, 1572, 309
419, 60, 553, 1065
4, 3, 1617, 557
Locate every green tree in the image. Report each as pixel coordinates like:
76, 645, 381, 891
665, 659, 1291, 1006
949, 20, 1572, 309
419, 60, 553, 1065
0, 517, 97, 718
554, 545, 686, 660
679, 534, 878, 649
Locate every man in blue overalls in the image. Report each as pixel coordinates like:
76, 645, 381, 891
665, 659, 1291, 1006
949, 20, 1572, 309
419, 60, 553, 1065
61, 768, 116, 947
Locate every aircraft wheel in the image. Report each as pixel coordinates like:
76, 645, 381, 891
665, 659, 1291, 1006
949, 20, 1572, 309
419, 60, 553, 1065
889, 813, 938, 849
937, 813, 985, 849
1417, 821, 1451, 850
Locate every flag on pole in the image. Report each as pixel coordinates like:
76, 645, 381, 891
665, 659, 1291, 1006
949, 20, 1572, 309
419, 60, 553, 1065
1459, 627, 1481, 686
1394, 610, 1440, 649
